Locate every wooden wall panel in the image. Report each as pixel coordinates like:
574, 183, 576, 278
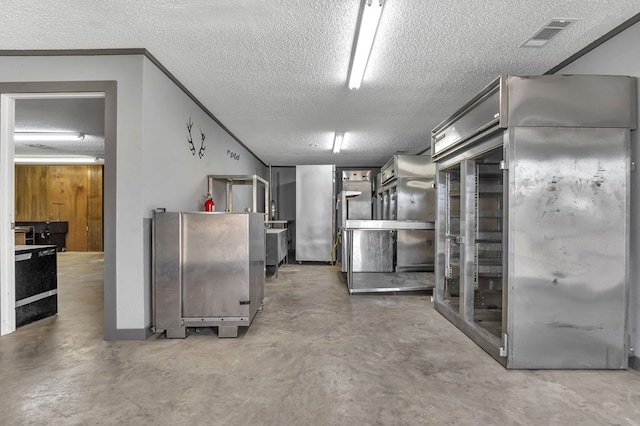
48, 165, 88, 252
15, 165, 49, 221
87, 165, 104, 251
14, 165, 103, 252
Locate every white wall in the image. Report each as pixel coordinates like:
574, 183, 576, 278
140, 57, 266, 324
141, 57, 266, 215
558, 21, 640, 362
0, 55, 145, 333
0, 54, 267, 335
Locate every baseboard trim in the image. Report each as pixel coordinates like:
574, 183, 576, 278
107, 325, 153, 340
630, 356, 640, 371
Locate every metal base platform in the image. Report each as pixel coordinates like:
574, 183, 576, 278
164, 325, 244, 339
348, 272, 435, 294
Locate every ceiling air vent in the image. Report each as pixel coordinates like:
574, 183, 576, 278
521, 19, 576, 48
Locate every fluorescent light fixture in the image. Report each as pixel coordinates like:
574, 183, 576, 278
348, 0, 385, 89
333, 132, 345, 154
14, 156, 103, 164
14, 132, 85, 141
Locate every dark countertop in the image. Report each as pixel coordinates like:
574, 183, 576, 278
16, 244, 58, 254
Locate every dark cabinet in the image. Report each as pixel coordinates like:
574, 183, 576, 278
15, 245, 58, 327
16, 221, 68, 252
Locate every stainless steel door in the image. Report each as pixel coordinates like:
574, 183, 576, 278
508, 127, 629, 369
182, 213, 250, 318
296, 165, 335, 261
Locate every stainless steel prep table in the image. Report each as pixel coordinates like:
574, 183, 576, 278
344, 220, 435, 294
266, 228, 288, 277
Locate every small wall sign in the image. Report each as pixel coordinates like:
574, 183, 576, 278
227, 150, 240, 161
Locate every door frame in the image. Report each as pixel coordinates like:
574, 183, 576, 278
0, 81, 117, 338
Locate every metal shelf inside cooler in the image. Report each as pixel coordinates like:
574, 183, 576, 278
476, 231, 502, 241
477, 211, 502, 218
477, 184, 503, 194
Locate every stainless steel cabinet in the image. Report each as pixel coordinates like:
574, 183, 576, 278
153, 211, 265, 338
432, 74, 637, 369
295, 165, 336, 262
266, 228, 288, 277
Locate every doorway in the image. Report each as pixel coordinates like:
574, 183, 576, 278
0, 81, 117, 338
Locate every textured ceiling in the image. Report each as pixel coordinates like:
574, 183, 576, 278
1, 1, 639, 166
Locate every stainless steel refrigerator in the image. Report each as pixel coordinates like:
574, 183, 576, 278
432, 74, 637, 369
295, 165, 336, 262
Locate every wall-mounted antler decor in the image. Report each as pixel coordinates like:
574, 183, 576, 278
186, 117, 196, 156
199, 130, 206, 159
186, 117, 206, 159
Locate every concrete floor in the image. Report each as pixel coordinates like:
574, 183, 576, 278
1, 253, 639, 425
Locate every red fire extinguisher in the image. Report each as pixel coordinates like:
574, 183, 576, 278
204, 194, 215, 212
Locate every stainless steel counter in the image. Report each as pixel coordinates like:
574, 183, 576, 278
343, 220, 435, 294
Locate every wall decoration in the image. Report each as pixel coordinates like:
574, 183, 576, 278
186, 117, 207, 159
186, 117, 196, 156
227, 149, 240, 161
199, 130, 206, 158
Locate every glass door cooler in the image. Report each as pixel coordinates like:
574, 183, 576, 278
431, 74, 637, 369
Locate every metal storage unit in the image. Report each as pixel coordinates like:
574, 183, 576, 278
340, 156, 436, 293
431, 74, 637, 369
207, 174, 268, 220
266, 228, 288, 277
336, 170, 373, 271
378, 154, 436, 271
153, 211, 265, 338
340, 170, 373, 221
295, 165, 336, 262
343, 220, 435, 294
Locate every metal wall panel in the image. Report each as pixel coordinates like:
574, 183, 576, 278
295, 165, 335, 262
182, 213, 249, 318
152, 211, 182, 331
508, 127, 629, 369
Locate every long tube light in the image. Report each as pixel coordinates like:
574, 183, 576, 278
348, 0, 385, 89
14, 156, 103, 164
333, 132, 345, 154
14, 132, 84, 141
